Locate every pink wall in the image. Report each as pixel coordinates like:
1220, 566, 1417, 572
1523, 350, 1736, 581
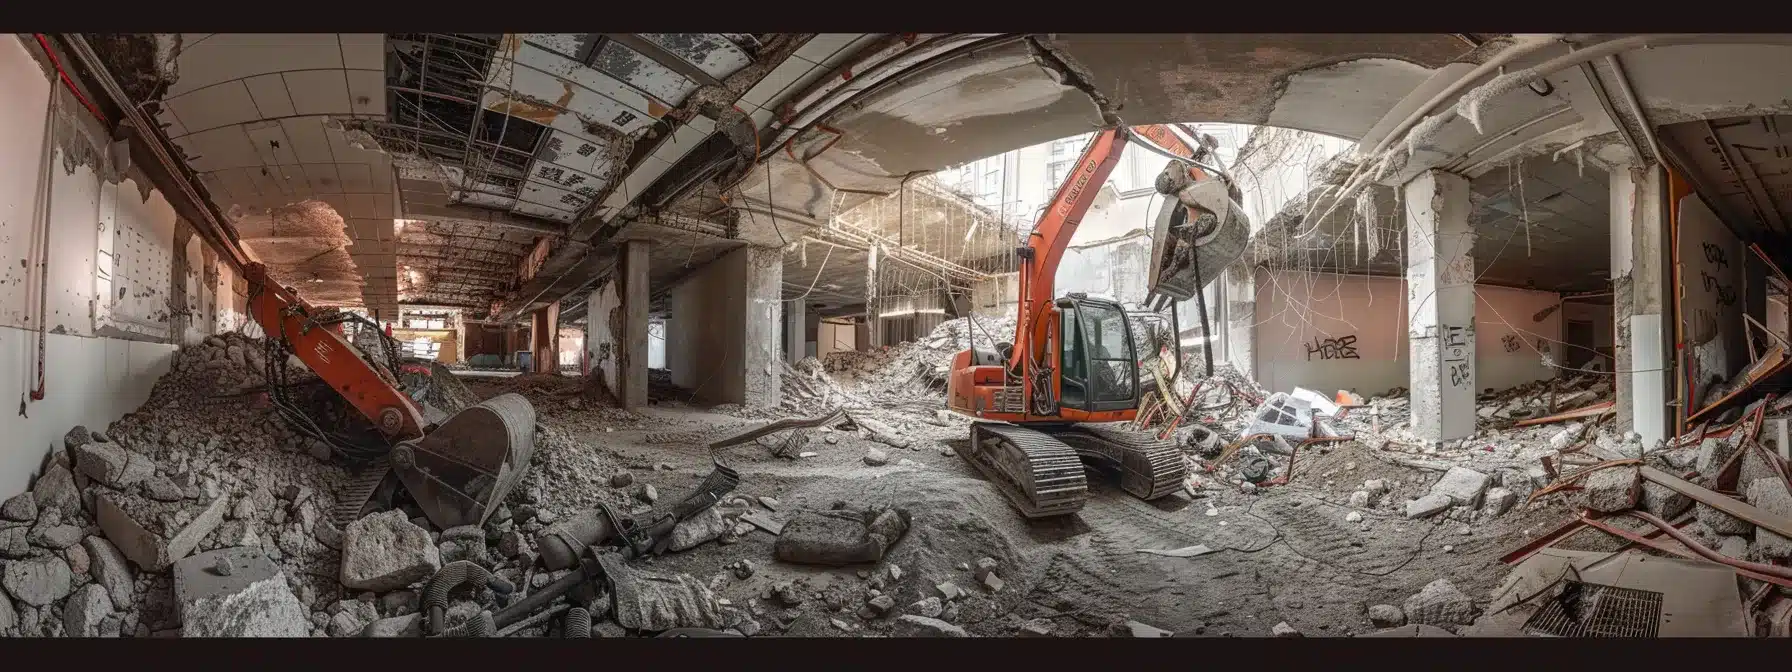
1253, 271, 1563, 396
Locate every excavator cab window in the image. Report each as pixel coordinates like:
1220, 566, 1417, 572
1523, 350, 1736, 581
1058, 304, 1087, 408
1077, 299, 1138, 411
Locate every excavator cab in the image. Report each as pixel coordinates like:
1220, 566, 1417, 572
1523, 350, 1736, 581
1053, 294, 1139, 415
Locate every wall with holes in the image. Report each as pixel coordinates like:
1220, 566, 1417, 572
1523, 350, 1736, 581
0, 36, 229, 498
1252, 270, 1563, 398
1676, 193, 1748, 410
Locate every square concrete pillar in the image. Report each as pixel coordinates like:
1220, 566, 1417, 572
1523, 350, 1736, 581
1404, 170, 1477, 442
1611, 164, 1672, 448
619, 239, 650, 409
531, 302, 559, 374
667, 246, 783, 407
784, 300, 806, 363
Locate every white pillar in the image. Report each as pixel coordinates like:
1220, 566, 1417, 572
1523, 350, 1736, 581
1611, 164, 1671, 448
1404, 170, 1477, 442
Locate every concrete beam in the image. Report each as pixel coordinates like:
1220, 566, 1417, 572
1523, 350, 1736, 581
1404, 170, 1477, 443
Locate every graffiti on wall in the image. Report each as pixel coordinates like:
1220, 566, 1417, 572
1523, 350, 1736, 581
1700, 270, 1738, 307
1502, 334, 1522, 353
1305, 334, 1361, 361
1443, 324, 1473, 389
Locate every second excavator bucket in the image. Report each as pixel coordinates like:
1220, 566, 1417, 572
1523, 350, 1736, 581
1147, 178, 1251, 302
391, 392, 537, 529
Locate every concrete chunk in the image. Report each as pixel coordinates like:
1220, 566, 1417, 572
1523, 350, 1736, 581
1405, 494, 1452, 519
1747, 478, 1792, 561
0, 527, 29, 559
62, 584, 112, 637
1368, 604, 1406, 628
1638, 482, 1692, 519
95, 493, 228, 571
2, 555, 73, 607
29, 523, 83, 550
340, 510, 441, 592
31, 464, 80, 514
1482, 487, 1516, 516
1, 493, 37, 522
1580, 467, 1640, 513
1695, 437, 1740, 480
894, 614, 968, 637
1429, 467, 1491, 507
1402, 579, 1477, 627
1696, 502, 1756, 536
175, 547, 309, 637
0, 591, 14, 633
360, 613, 422, 637
667, 506, 729, 552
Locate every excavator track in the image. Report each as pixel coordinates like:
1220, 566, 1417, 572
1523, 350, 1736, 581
960, 423, 1089, 518
1051, 424, 1188, 501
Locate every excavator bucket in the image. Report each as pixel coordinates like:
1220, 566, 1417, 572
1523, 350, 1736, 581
1146, 179, 1251, 302
390, 392, 537, 529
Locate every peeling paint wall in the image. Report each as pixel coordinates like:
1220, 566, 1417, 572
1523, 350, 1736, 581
1676, 193, 1747, 407
585, 278, 622, 395
0, 36, 231, 498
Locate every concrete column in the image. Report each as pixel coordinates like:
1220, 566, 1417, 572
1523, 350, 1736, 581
531, 302, 559, 373
865, 243, 881, 348
1611, 164, 1672, 447
1222, 264, 1257, 381
784, 299, 806, 363
1404, 170, 1477, 442
666, 246, 782, 407
619, 240, 649, 409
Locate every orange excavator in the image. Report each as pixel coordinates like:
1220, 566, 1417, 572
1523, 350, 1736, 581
243, 263, 537, 531
946, 123, 1250, 518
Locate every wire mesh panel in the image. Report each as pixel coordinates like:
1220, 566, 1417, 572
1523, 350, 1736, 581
1521, 581, 1663, 638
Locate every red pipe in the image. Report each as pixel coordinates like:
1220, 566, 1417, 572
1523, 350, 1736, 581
1614, 510, 1792, 582
33, 35, 106, 125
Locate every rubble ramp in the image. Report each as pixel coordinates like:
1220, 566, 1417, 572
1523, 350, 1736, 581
960, 423, 1090, 519
1051, 424, 1187, 501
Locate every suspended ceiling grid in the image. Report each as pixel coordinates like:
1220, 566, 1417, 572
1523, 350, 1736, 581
150, 33, 400, 316
396, 220, 537, 309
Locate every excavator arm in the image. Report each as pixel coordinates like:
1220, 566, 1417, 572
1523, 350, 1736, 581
244, 262, 426, 441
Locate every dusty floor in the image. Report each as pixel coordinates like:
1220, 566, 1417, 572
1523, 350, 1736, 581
462, 376, 1584, 638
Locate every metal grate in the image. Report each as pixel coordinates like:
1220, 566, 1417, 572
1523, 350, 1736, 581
1522, 581, 1664, 638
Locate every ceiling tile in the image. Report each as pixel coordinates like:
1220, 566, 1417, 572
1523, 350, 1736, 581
538, 130, 618, 180
314, 192, 351, 218
346, 70, 385, 116
345, 194, 379, 219
739, 60, 814, 109
245, 164, 291, 200
792, 34, 859, 65
156, 105, 190, 138
213, 167, 262, 204
243, 74, 297, 119
267, 164, 312, 197
338, 34, 385, 71
285, 70, 353, 116
164, 81, 261, 135
280, 117, 335, 164
198, 171, 236, 203
641, 34, 752, 79
520, 34, 593, 61
591, 40, 697, 106
179, 126, 261, 173
513, 201, 576, 222
243, 120, 300, 166
169, 33, 345, 97
518, 178, 588, 212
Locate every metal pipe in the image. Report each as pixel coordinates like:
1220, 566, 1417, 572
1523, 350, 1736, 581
63, 34, 250, 271
1604, 54, 1662, 164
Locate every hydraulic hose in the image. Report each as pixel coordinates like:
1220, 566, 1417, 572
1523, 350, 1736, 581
424, 561, 515, 637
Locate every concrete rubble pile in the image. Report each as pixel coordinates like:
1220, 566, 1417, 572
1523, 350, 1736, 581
822, 313, 1016, 404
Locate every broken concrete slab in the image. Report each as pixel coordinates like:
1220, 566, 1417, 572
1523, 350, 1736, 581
2, 555, 73, 607
894, 614, 968, 637
773, 507, 910, 566
1405, 494, 1452, 519
0, 591, 14, 633
1402, 578, 1477, 627
1271, 621, 1302, 637
1747, 478, 1792, 561
29, 523, 83, 550
61, 584, 112, 637
1429, 467, 1491, 507
1697, 502, 1757, 536
75, 442, 155, 489
1580, 467, 1640, 513
1125, 620, 1174, 637
0, 527, 29, 559
174, 547, 309, 637
340, 510, 441, 592
95, 493, 228, 571
82, 537, 133, 607
1695, 436, 1741, 481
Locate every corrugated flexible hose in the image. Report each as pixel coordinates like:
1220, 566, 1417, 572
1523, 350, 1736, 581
425, 561, 515, 637
563, 608, 591, 638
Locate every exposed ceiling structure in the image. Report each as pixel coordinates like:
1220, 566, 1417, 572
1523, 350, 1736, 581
1660, 114, 1792, 254
146, 33, 400, 316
